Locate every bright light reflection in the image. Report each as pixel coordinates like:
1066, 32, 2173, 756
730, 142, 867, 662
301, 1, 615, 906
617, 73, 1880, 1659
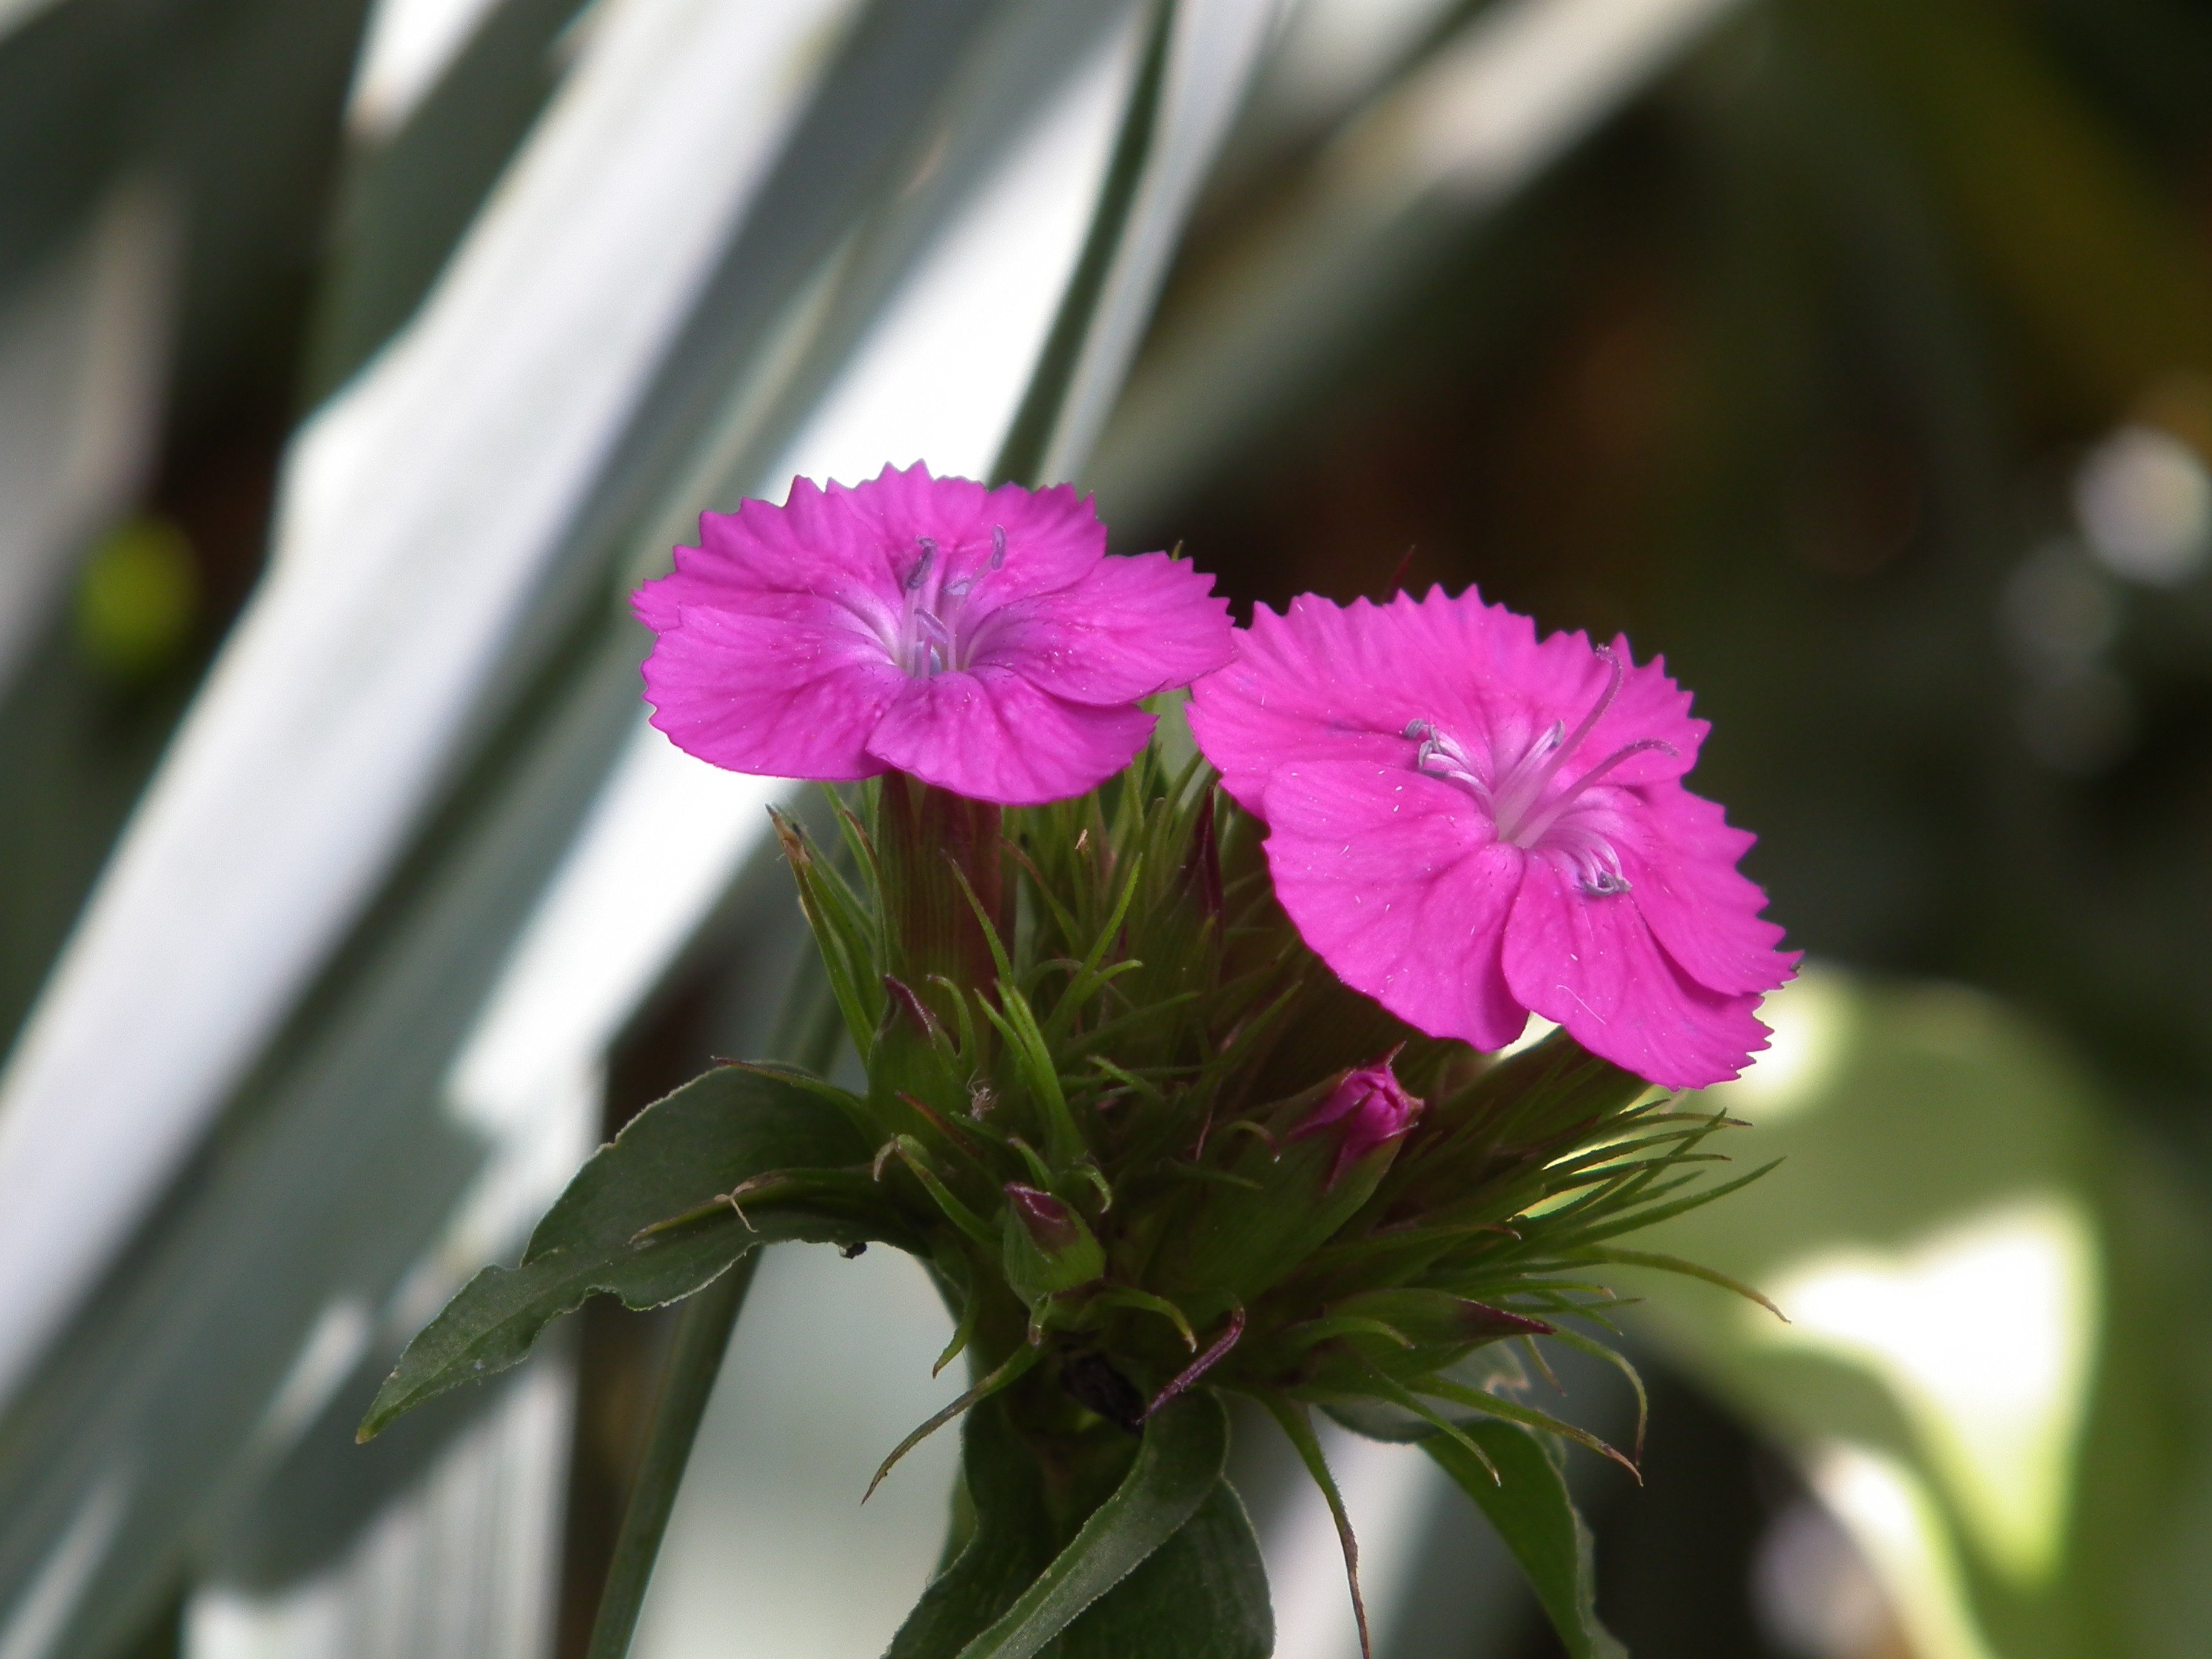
2074, 423, 2212, 587
0, 1470, 129, 1659
1496, 1014, 1557, 1057
446, 727, 783, 1134
1810, 1444, 1998, 1659
1265, 0, 1461, 119
349, 0, 509, 140
1712, 965, 1851, 1123
1344, 0, 1743, 206
769, 19, 1138, 486
1757, 1196, 2099, 1586
628, 1245, 959, 1659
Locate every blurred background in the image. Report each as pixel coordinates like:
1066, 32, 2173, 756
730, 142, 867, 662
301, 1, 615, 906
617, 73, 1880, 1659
2, 1, 2209, 1657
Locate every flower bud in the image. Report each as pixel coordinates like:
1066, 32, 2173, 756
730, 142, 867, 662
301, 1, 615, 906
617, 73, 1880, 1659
1000, 1184, 1105, 1307
1151, 1060, 1423, 1312
1290, 1061, 1422, 1186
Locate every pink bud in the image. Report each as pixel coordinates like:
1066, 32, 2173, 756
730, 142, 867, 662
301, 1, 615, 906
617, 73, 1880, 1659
1290, 1057, 1422, 1187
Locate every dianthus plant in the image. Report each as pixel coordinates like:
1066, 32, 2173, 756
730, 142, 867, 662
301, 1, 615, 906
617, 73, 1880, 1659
361, 469, 1791, 1659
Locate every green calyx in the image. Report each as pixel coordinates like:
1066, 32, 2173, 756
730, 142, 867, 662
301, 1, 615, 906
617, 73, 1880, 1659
1001, 1184, 1107, 1307
751, 749, 1765, 1443
1142, 1071, 1407, 1316
367, 740, 1771, 1576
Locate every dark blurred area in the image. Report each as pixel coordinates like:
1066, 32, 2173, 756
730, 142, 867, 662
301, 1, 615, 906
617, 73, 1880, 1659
1110, 2, 2212, 1651
1155, 0, 2212, 1176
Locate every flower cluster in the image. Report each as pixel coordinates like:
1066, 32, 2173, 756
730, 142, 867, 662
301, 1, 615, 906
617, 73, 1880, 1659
372, 466, 1796, 1659
623, 463, 1794, 1473
642, 468, 1794, 1088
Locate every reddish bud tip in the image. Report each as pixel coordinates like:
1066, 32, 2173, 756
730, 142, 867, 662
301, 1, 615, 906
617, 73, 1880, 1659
1000, 1184, 1105, 1305
1291, 1058, 1423, 1186
1004, 1184, 1082, 1254
880, 973, 938, 1036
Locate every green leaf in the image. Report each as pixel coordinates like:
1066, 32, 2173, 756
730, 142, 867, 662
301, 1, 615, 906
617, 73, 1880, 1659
358, 1065, 880, 1438
1428, 1423, 1624, 1659
956, 1392, 1230, 1659
1057, 1480, 1272, 1659
888, 1391, 1234, 1659
886, 1398, 1061, 1659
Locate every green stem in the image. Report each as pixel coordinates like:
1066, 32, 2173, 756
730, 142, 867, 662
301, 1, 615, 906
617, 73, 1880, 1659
583, 1254, 757, 1659
876, 773, 1005, 1011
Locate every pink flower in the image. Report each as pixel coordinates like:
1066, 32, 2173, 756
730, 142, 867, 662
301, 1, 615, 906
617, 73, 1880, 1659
1187, 588, 1796, 1089
1293, 1058, 1423, 1186
633, 464, 1233, 806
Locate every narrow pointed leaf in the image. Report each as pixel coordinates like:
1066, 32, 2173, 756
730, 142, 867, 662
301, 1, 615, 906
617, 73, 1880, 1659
954, 1392, 1230, 1659
1428, 1423, 1626, 1659
1057, 1481, 1271, 1659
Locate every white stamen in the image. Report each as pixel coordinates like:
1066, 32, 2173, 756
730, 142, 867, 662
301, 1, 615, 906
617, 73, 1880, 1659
907, 538, 937, 591
1406, 646, 1665, 897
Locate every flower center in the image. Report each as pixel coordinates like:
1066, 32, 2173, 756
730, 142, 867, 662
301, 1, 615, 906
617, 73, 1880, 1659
888, 527, 1007, 677
1404, 646, 1672, 897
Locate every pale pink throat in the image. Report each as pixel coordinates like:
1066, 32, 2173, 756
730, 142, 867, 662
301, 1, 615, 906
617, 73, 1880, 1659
1404, 646, 1674, 897
870, 526, 1010, 677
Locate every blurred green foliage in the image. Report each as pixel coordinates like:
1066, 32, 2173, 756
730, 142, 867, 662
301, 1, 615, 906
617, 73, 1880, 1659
75, 517, 199, 681
1630, 968, 2212, 1659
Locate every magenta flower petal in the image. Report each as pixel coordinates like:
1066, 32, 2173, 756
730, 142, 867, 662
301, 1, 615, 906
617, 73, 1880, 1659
866, 668, 1157, 806
638, 477, 897, 631
633, 465, 1232, 805
1450, 609, 1704, 791
1260, 760, 1529, 1052
639, 602, 902, 780
1189, 585, 1792, 1087
1188, 591, 1704, 817
1502, 860, 1772, 1089
1186, 595, 1418, 814
976, 551, 1233, 706
1615, 785, 1799, 996
845, 465, 1110, 606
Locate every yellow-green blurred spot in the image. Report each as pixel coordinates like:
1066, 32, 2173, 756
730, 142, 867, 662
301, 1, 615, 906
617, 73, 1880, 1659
75, 515, 199, 680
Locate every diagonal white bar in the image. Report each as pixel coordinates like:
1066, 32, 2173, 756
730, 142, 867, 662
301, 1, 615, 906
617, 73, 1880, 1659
0, 0, 856, 1410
